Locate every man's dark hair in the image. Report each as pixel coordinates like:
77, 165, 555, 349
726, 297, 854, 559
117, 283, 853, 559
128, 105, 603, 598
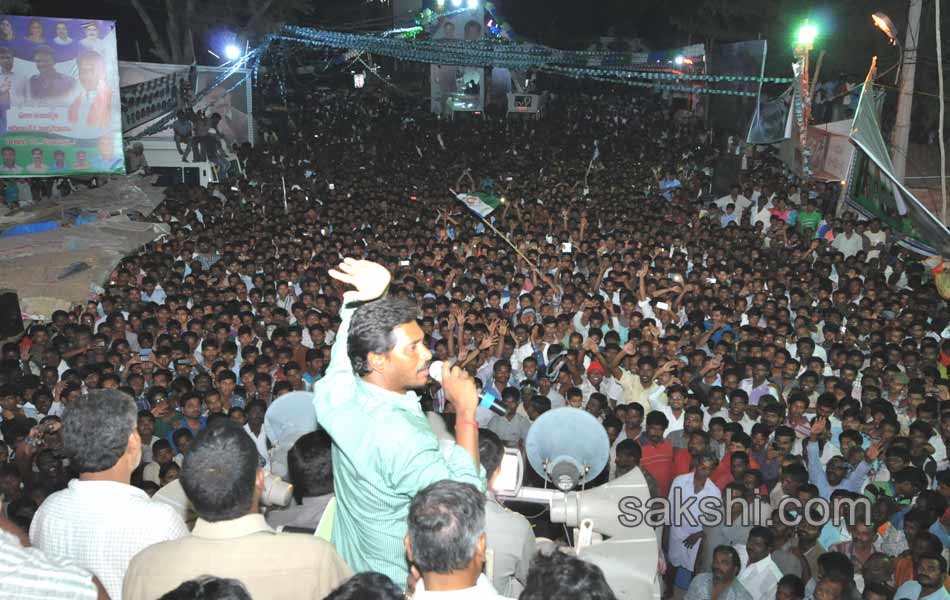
713, 545, 742, 577
158, 576, 252, 600
181, 419, 259, 522
521, 550, 617, 600
645, 410, 669, 429
478, 429, 505, 480
893, 466, 928, 492
287, 430, 333, 504
818, 551, 855, 583
920, 553, 949, 577
7, 496, 37, 532
407, 480, 485, 574
862, 581, 893, 600
63, 389, 137, 473
529, 395, 551, 415
172, 428, 193, 447
778, 574, 805, 598
749, 525, 775, 548
348, 298, 419, 376
784, 463, 809, 485
616, 439, 641, 461
324, 572, 403, 600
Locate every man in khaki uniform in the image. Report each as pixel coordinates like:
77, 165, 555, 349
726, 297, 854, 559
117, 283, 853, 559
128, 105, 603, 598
123, 420, 350, 600
479, 430, 536, 597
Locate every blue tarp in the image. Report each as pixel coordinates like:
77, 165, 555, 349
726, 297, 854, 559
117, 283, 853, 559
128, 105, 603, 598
0, 220, 59, 237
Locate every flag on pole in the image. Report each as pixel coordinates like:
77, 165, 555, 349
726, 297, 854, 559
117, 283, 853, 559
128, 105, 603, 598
455, 192, 502, 218
585, 140, 600, 186
281, 176, 288, 213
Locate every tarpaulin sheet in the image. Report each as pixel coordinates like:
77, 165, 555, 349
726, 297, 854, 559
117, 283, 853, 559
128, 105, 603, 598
0, 175, 169, 317
846, 62, 950, 256
0, 220, 59, 237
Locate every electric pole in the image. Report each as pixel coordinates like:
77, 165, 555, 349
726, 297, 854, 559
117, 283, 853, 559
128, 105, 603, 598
891, 0, 922, 182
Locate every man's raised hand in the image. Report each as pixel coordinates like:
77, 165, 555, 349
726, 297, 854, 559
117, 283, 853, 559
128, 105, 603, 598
329, 258, 391, 303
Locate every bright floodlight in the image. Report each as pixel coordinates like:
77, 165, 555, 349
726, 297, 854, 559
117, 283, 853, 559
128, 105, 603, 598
872, 12, 899, 45
224, 44, 241, 60
796, 22, 818, 46
436, 0, 445, 7
450, 0, 462, 7
466, 0, 478, 8
674, 55, 685, 66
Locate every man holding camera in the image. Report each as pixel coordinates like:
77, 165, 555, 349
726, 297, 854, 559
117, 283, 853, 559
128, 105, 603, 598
314, 258, 485, 590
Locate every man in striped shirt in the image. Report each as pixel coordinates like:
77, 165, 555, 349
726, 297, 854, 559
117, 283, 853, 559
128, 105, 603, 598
1, 517, 106, 599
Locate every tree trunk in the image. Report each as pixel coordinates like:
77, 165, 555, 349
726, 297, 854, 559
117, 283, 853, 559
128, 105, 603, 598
242, 0, 275, 38
165, 0, 183, 64
184, 0, 196, 64
130, 0, 172, 63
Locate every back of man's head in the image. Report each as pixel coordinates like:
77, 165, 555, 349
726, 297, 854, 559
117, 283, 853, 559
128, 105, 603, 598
407, 480, 485, 575
158, 575, 252, 600
181, 419, 259, 522
348, 298, 419, 376
324, 572, 404, 600
478, 429, 505, 481
521, 551, 617, 600
818, 551, 855, 583
616, 439, 641, 462
64, 389, 137, 474
287, 429, 333, 504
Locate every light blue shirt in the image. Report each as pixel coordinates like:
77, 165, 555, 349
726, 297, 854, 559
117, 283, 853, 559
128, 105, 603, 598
806, 440, 870, 499
660, 177, 681, 201
313, 304, 486, 588
894, 581, 950, 600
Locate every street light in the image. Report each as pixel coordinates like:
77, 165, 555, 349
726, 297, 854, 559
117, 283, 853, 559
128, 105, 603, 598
796, 22, 819, 48
872, 5, 921, 184
871, 12, 899, 46
794, 21, 819, 180
224, 44, 241, 61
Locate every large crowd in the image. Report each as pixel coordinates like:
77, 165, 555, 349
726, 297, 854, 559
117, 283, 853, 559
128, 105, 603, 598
0, 73, 949, 600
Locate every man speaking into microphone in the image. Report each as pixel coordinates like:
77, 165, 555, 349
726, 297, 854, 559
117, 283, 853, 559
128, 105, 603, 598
314, 258, 485, 588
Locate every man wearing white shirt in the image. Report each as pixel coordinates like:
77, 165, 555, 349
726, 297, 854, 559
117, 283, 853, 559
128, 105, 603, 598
668, 451, 722, 597
751, 196, 774, 231
30, 390, 188, 600
406, 480, 511, 599
716, 186, 752, 223
703, 390, 729, 427
727, 390, 757, 434
578, 360, 623, 407
831, 221, 866, 258
657, 384, 687, 434
737, 527, 783, 600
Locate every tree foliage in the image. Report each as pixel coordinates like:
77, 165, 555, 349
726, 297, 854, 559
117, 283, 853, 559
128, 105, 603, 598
0, 0, 31, 14
130, 0, 313, 64
667, 0, 780, 46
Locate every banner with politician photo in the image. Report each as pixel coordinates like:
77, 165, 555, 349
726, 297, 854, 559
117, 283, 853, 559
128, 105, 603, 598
428, 6, 485, 115
193, 68, 253, 145
0, 15, 123, 177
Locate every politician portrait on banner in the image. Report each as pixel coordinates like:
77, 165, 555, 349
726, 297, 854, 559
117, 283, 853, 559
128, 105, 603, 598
0, 15, 123, 177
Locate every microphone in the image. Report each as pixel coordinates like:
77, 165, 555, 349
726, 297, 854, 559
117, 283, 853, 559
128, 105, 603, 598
428, 361, 506, 417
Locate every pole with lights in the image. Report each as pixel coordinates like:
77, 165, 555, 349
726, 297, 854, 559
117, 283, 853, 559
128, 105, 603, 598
794, 22, 818, 179
872, 3, 921, 184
